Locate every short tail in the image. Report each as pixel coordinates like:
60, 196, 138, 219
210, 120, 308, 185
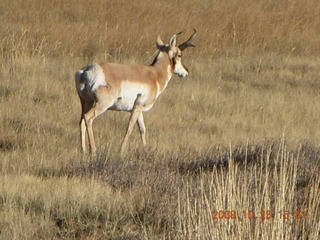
75, 70, 85, 92
75, 63, 106, 95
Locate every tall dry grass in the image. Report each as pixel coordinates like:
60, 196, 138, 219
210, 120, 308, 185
0, 0, 320, 239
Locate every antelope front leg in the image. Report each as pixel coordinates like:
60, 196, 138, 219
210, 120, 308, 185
120, 94, 145, 154
137, 113, 147, 146
120, 108, 142, 154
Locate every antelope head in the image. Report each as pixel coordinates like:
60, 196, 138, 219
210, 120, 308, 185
156, 29, 196, 78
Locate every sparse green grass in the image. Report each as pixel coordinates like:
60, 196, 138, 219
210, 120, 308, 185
0, 0, 320, 239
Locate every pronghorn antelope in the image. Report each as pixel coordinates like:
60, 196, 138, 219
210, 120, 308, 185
75, 29, 196, 154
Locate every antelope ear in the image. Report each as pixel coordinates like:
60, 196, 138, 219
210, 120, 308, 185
156, 36, 168, 52
169, 35, 177, 48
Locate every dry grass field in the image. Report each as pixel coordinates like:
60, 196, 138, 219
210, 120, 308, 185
1, 0, 320, 239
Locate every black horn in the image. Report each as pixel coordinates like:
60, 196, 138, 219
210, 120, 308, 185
178, 29, 197, 51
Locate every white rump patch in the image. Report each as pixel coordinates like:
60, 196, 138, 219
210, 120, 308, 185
82, 63, 107, 92
75, 70, 85, 91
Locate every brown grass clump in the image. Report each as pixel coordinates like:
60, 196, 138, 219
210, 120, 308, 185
1, 0, 320, 239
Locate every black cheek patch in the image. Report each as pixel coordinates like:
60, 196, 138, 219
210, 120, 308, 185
183, 63, 189, 73
172, 58, 177, 66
